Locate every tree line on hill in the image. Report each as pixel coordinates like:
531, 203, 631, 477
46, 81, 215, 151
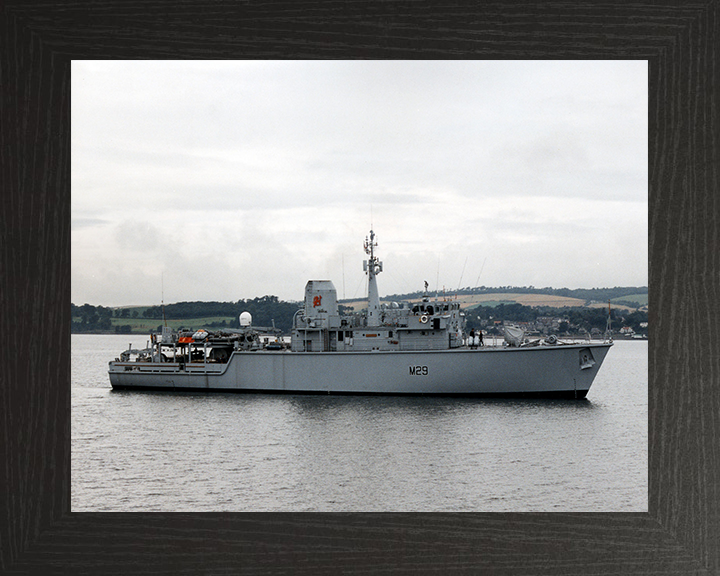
72, 303, 115, 332
140, 296, 299, 331
385, 285, 648, 309
71, 296, 300, 333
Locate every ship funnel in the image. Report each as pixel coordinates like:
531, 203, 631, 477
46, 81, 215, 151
303, 280, 340, 329
304, 281, 338, 317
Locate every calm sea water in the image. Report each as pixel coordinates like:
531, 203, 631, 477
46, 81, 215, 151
72, 334, 647, 512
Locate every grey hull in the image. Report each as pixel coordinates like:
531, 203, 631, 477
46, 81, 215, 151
109, 342, 612, 398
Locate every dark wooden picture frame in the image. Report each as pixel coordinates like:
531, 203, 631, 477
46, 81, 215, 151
2, 2, 717, 574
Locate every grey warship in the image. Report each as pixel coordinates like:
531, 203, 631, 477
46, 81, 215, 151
109, 230, 612, 398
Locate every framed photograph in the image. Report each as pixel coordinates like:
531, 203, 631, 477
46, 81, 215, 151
2, 2, 716, 574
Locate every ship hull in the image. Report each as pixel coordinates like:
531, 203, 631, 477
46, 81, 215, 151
108, 342, 612, 398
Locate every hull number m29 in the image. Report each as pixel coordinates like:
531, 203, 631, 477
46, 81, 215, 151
409, 365, 429, 376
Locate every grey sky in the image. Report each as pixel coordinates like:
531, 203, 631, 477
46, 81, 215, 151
72, 60, 647, 306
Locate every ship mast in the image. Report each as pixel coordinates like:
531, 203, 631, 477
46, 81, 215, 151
363, 229, 383, 327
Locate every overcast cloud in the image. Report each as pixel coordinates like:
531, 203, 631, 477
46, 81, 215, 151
71, 60, 647, 306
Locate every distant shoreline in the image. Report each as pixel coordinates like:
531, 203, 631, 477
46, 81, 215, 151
72, 287, 647, 336
71, 330, 648, 340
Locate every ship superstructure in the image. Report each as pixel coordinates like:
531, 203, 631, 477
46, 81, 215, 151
292, 230, 464, 353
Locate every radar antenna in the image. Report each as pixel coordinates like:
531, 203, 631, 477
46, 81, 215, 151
363, 230, 381, 273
